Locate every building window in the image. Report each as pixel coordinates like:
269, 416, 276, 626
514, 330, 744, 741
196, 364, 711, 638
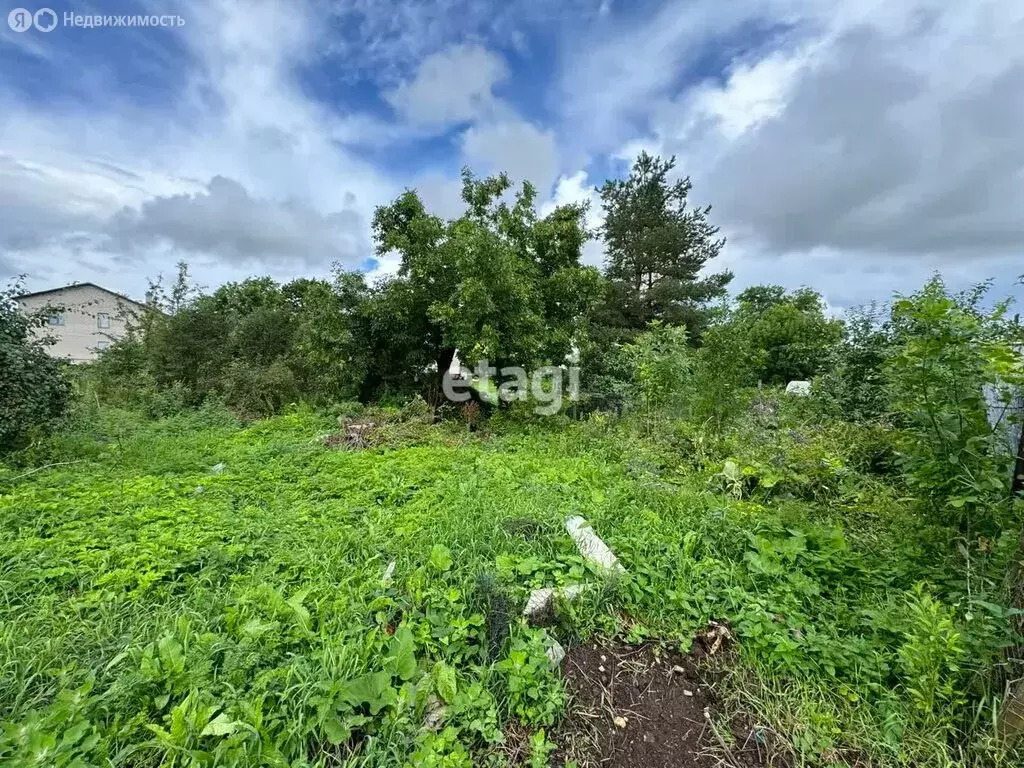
96, 340, 110, 351
97, 312, 110, 329
48, 313, 65, 326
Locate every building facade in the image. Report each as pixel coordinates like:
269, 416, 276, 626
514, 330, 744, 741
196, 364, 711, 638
16, 283, 147, 363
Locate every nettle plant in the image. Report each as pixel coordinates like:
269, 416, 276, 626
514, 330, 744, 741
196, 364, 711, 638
885, 276, 1024, 531
622, 322, 692, 416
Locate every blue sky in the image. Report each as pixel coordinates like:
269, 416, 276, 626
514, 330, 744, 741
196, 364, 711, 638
2, 0, 1022, 312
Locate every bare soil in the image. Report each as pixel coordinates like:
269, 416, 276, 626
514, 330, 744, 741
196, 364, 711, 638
322, 419, 379, 449
552, 639, 766, 768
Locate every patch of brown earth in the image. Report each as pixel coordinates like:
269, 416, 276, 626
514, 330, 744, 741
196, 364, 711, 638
322, 419, 379, 449
552, 640, 765, 768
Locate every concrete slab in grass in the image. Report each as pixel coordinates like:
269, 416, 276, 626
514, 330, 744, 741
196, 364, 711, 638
523, 584, 590, 623
565, 516, 625, 573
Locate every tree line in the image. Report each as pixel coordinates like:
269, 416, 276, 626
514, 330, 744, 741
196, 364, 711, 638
1, 152, 1020, 451
67, 154, 737, 415
92, 153, 839, 414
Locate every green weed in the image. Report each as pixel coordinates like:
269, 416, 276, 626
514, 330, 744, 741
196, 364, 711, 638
0, 400, 1021, 766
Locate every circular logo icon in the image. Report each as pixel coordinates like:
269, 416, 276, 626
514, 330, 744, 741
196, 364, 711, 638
8, 8, 32, 31
34, 8, 58, 32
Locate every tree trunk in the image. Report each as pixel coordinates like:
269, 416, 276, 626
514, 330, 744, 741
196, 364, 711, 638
436, 348, 456, 382
358, 370, 382, 404
429, 347, 458, 408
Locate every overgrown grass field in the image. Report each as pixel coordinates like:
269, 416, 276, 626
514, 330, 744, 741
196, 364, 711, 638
1, 404, 1021, 766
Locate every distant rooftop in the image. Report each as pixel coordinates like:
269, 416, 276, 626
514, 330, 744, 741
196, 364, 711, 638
16, 282, 150, 310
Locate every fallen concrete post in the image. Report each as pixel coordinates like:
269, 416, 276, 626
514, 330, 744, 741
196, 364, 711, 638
523, 584, 589, 623
565, 516, 625, 573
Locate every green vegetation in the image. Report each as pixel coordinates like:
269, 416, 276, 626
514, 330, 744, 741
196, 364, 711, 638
2, 382, 1021, 766
733, 285, 844, 385
0, 280, 72, 453
48, 153, 729, 419
2, 153, 1023, 766
595, 151, 730, 338
367, 169, 602, 401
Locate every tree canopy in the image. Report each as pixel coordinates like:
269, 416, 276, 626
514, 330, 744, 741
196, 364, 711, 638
733, 285, 844, 385
597, 151, 732, 338
80, 153, 861, 415
366, 169, 604, 399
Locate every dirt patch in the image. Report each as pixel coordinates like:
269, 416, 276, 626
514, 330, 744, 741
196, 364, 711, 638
323, 419, 379, 449
552, 639, 764, 768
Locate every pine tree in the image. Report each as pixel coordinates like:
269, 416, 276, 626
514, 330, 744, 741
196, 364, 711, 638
598, 151, 731, 338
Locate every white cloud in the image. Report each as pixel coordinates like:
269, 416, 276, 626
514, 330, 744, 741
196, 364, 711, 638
323, 0, 598, 84
683, 9, 1024, 259
543, 170, 606, 268
415, 174, 467, 220
559, 0, 1024, 305
556, 0, 791, 157
106, 176, 367, 267
387, 41, 568, 197
0, 0, 396, 299
461, 117, 560, 195
4, 0, 1023, 313
365, 250, 403, 284
681, 45, 818, 142
386, 44, 508, 127
546, 171, 598, 214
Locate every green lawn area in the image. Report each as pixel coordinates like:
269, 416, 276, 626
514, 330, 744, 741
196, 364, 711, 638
0, 407, 1016, 766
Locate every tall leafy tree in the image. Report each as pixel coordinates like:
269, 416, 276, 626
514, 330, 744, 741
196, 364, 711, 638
357, 278, 436, 401
368, 169, 604, 400
283, 271, 369, 403
734, 285, 844, 385
598, 151, 732, 337
817, 302, 894, 422
885, 275, 1023, 531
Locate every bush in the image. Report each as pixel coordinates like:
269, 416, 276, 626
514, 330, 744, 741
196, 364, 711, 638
621, 322, 691, 415
690, 320, 761, 432
816, 302, 893, 423
219, 359, 299, 418
735, 285, 844, 385
88, 266, 369, 417
0, 281, 72, 454
885, 276, 1023, 531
